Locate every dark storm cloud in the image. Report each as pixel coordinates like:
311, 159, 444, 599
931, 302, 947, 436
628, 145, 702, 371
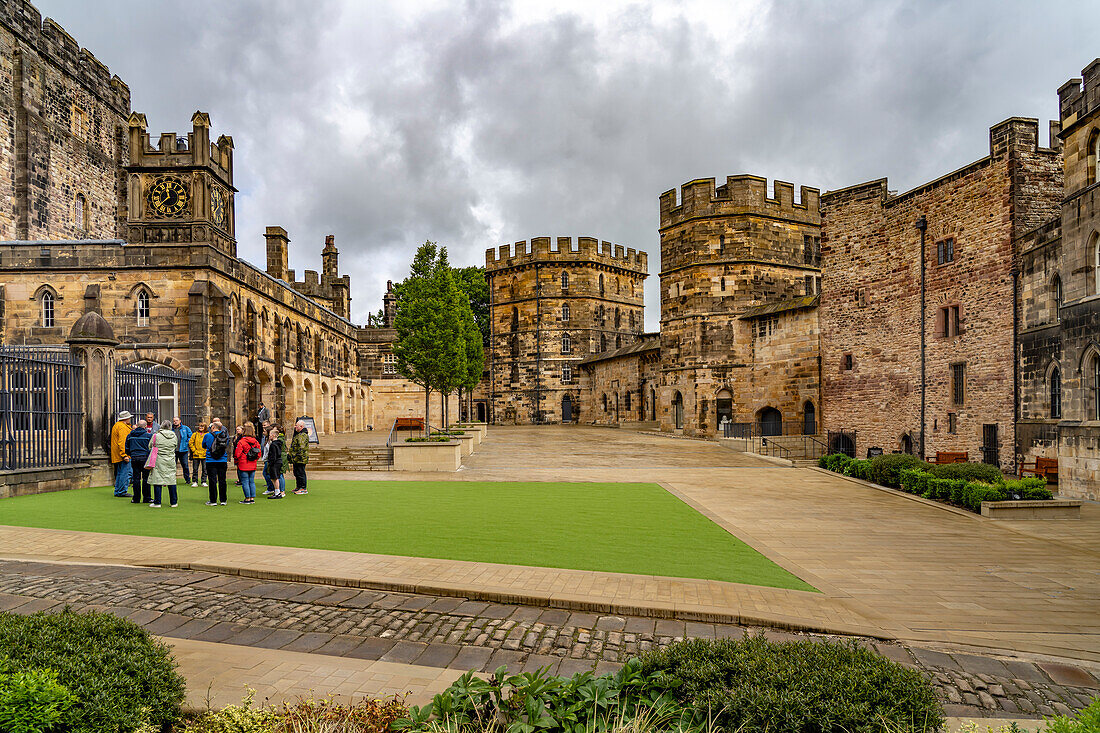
34, 0, 1098, 327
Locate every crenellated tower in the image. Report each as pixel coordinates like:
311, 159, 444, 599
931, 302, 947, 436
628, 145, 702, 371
485, 236, 648, 424
124, 111, 236, 254
658, 175, 822, 436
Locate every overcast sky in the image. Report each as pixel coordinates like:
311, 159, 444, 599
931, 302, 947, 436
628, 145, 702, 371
36, 0, 1097, 329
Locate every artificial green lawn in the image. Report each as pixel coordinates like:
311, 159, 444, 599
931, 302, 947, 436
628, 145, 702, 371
0, 480, 815, 591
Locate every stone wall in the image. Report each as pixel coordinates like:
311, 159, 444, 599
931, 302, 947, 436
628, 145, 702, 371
658, 175, 821, 436
577, 336, 661, 425
486, 237, 646, 424
821, 118, 1062, 465
0, 1, 130, 241
0, 463, 96, 499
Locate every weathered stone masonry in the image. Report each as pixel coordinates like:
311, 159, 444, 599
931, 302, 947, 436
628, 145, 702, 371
485, 237, 646, 424
820, 118, 1063, 467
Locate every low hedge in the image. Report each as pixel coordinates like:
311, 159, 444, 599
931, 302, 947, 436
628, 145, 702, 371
0, 609, 186, 733
639, 635, 943, 733
0, 658, 75, 733
927, 461, 1004, 484
898, 470, 1051, 512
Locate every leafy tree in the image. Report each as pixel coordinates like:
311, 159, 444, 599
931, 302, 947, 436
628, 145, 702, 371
432, 247, 468, 427
453, 266, 489, 344
393, 242, 446, 428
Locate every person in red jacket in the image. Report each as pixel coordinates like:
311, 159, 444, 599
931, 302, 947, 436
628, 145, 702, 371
233, 423, 262, 504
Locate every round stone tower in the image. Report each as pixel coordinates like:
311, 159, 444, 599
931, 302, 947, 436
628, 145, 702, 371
485, 236, 648, 424
658, 175, 821, 436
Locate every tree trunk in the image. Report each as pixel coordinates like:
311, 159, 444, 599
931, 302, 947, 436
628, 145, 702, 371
424, 386, 431, 436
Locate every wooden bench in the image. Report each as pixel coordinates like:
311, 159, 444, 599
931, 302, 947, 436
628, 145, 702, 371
1021, 456, 1058, 482
394, 417, 425, 431
933, 451, 969, 465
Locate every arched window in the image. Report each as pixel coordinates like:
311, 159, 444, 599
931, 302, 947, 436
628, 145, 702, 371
803, 400, 816, 435
561, 333, 571, 354
1052, 274, 1062, 321
1050, 367, 1061, 419
75, 192, 88, 231
136, 289, 150, 326
40, 291, 54, 327
1092, 354, 1100, 421
562, 303, 570, 321
561, 271, 568, 291
1094, 233, 1100, 295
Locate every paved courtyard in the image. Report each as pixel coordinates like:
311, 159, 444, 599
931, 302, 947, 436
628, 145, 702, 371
1, 425, 1097, 720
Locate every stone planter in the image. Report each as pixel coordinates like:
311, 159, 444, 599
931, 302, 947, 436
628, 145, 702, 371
980, 499, 1083, 519
446, 428, 480, 447
454, 423, 487, 440
392, 441, 462, 472
453, 433, 476, 455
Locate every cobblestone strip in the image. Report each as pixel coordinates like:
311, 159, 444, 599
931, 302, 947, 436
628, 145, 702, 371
0, 561, 1095, 718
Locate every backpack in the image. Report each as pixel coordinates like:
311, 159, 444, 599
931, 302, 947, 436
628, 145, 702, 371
245, 439, 261, 461
209, 431, 228, 460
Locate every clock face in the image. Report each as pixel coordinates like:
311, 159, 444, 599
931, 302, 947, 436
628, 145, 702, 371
147, 177, 189, 217
211, 186, 228, 229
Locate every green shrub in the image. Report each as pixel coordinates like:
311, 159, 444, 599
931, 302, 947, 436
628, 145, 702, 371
1004, 477, 1053, 500
923, 477, 967, 504
867, 454, 930, 487
0, 609, 186, 733
927, 461, 1004, 484
821, 453, 853, 473
1045, 696, 1100, 733
843, 459, 873, 480
0, 658, 75, 733
898, 469, 929, 495
396, 660, 691, 733
638, 635, 943, 733
957, 481, 1008, 512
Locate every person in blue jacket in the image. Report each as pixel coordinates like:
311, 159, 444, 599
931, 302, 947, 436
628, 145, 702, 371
172, 417, 192, 486
202, 419, 230, 506
124, 420, 153, 504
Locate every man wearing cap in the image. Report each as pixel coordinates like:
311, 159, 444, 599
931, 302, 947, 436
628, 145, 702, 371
110, 410, 134, 497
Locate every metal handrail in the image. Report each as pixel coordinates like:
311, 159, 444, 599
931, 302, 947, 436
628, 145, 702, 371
385, 419, 399, 448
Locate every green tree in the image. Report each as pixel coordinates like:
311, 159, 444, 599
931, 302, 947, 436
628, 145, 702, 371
432, 247, 468, 427
453, 266, 489, 344
393, 241, 446, 428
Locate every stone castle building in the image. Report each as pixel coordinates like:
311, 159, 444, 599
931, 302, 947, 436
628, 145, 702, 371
819, 117, 1063, 470
1016, 60, 1100, 500
0, 2, 442, 474
658, 176, 822, 437
484, 237, 646, 424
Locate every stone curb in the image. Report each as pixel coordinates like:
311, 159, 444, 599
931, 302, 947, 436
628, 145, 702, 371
142, 560, 897, 642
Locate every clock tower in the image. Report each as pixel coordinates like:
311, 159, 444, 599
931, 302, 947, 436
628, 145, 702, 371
124, 111, 236, 255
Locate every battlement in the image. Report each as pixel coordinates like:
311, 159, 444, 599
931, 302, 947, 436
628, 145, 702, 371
127, 111, 234, 185
0, 1, 130, 114
1058, 58, 1100, 128
659, 175, 820, 229
484, 236, 648, 275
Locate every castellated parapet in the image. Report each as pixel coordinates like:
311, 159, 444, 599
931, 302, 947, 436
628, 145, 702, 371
0, 1, 130, 114
1058, 58, 1100, 125
485, 236, 647, 275
659, 175, 820, 230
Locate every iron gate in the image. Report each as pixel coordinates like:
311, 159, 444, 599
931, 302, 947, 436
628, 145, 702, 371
0, 346, 83, 470
115, 362, 198, 428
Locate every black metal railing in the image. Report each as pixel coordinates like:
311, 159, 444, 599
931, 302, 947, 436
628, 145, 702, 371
0, 346, 84, 470
827, 429, 857, 458
115, 362, 197, 428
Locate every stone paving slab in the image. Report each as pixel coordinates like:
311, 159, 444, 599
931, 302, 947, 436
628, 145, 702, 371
164, 637, 466, 709
1, 559, 1095, 720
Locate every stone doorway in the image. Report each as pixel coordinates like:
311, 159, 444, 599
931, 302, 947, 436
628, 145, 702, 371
561, 395, 573, 423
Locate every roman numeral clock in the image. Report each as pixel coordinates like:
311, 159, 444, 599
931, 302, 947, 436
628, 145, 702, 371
125, 111, 236, 254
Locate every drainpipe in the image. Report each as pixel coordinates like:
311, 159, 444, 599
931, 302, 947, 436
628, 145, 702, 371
916, 215, 927, 459
1011, 266, 1020, 473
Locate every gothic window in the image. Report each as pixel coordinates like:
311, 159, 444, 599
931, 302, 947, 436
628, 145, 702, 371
1094, 233, 1100, 295
75, 192, 89, 232
136, 289, 150, 326
562, 364, 572, 383
1090, 129, 1100, 185
1052, 274, 1062, 321
40, 291, 54, 327
1050, 367, 1061, 419
1093, 354, 1100, 421
561, 303, 569, 321
561, 333, 572, 354
561, 271, 568, 290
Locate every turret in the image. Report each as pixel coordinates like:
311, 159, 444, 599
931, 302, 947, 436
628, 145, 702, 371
265, 226, 289, 281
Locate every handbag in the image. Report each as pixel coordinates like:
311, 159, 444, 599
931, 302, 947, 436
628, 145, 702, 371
145, 435, 158, 470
